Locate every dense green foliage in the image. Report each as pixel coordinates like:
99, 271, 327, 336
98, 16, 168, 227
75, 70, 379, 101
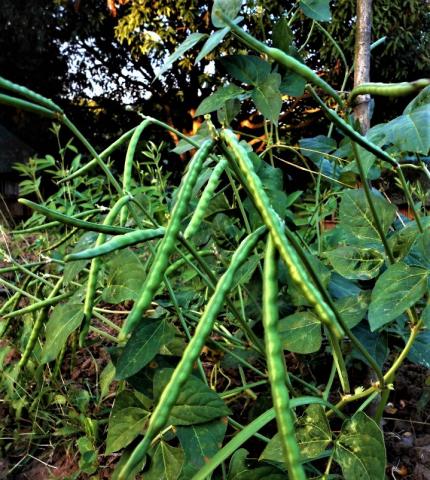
1, 1, 430, 478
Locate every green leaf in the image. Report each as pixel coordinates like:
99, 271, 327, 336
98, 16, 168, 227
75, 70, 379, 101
335, 292, 371, 329
212, 0, 242, 28
279, 311, 322, 354
176, 419, 227, 477
406, 330, 430, 368
154, 369, 231, 425
326, 246, 385, 280
156, 33, 207, 79
350, 323, 388, 368
227, 449, 249, 479
231, 253, 260, 290
272, 18, 293, 53
41, 303, 84, 364
251, 73, 283, 124
99, 361, 116, 403
296, 404, 332, 459
102, 250, 146, 303
368, 262, 429, 330
385, 104, 430, 154
195, 26, 230, 64
220, 55, 271, 86
105, 391, 149, 454
423, 303, 430, 328
406, 228, 430, 268
334, 412, 386, 480
195, 84, 245, 117
115, 318, 176, 380
299, 135, 337, 162
145, 441, 184, 480
217, 98, 242, 126
300, 0, 331, 21
280, 70, 307, 97
77, 436, 98, 474
339, 189, 396, 245
404, 85, 430, 114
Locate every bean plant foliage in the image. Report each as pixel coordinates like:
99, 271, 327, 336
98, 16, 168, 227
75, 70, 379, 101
0, 1, 430, 479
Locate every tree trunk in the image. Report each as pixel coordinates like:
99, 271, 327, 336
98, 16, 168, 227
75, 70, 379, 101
353, 0, 373, 134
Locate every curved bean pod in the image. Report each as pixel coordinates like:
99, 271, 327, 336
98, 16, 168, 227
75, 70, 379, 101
216, 13, 343, 106
2, 292, 73, 319
120, 139, 215, 338
65, 227, 165, 261
0, 75, 63, 113
59, 128, 138, 183
117, 226, 265, 480
18, 278, 64, 369
263, 236, 306, 480
0, 93, 58, 119
183, 158, 228, 239
220, 129, 341, 335
120, 119, 152, 225
81, 195, 131, 346
349, 78, 430, 103
18, 199, 132, 235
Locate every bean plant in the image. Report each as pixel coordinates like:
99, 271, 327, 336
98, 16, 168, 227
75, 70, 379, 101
1, 1, 430, 479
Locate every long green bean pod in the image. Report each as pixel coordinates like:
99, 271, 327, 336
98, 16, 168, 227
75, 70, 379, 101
0, 75, 63, 113
307, 86, 398, 167
120, 139, 215, 338
120, 119, 152, 225
59, 127, 138, 183
0, 93, 59, 119
18, 278, 64, 369
263, 236, 306, 480
11, 209, 102, 234
220, 129, 341, 335
81, 195, 131, 346
216, 13, 343, 106
117, 226, 265, 480
18, 199, 131, 235
2, 292, 73, 319
65, 227, 165, 261
183, 158, 228, 239
349, 78, 430, 103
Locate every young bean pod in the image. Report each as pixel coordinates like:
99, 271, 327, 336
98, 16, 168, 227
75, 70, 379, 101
120, 119, 152, 225
0, 75, 63, 113
120, 139, 215, 338
220, 129, 341, 335
81, 195, 131, 346
0, 93, 58, 119
263, 236, 306, 480
117, 226, 265, 480
18, 278, 64, 369
18, 199, 132, 235
349, 78, 430, 103
65, 227, 165, 261
183, 158, 228, 239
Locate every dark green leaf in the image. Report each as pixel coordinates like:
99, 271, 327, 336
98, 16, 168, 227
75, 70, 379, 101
385, 105, 430, 154
280, 71, 307, 97
279, 311, 322, 354
300, 0, 331, 21
195, 26, 230, 64
154, 369, 231, 425
368, 262, 428, 330
105, 406, 148, 454
326, 246, 385, 280
251, 73, 283, 124
334, 412, 386, 480
339, 189, 396, 245
115, 318, 176, 380
212, 0, 242, 28
145, 441, 184, 480
41, 303, 84, 364
350, 323, 388, 368
272, 18, 293, 53
195, 84, 245, 117
335, 292, 371, 329
102, 250, 146, 303
176, 419, 227, 477
404, 85, 430, 114
220, 55, 271, 86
